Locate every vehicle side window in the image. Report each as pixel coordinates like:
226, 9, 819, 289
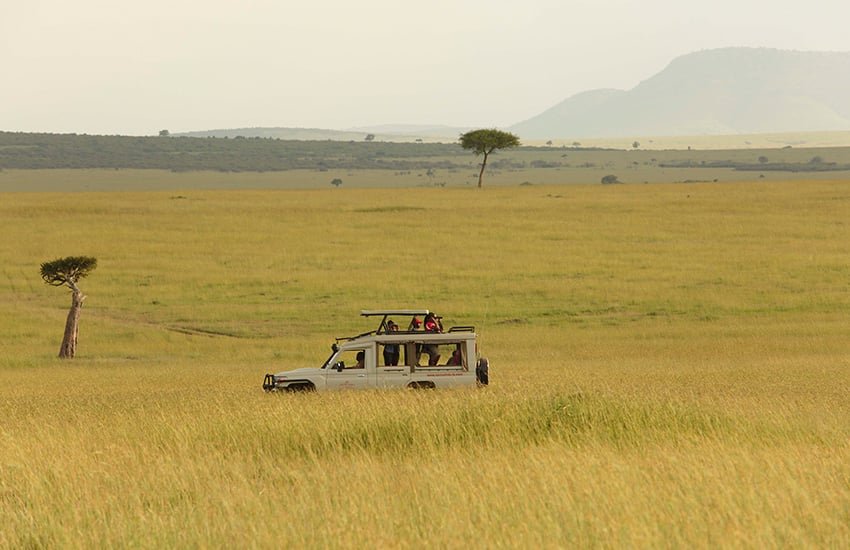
439, 343, 466, 367
334, 349, 366, 370
379, 342, 403, 367
408, 341, 466, 368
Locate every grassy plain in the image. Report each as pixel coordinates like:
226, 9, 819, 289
1, 179, 850, 547
6, 137, 850, 192
527, 129, 850, 150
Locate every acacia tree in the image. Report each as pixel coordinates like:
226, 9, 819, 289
459, 129, 520, 188
40, 256, 97, 358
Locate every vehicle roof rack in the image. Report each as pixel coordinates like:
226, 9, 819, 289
361, 309, 429, 317
335, 330, 376, 342
448, 326, 475, 333
361, 309, 433, 334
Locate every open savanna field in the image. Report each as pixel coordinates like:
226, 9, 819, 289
6, 131, 850, 191
2, 178, 850, 547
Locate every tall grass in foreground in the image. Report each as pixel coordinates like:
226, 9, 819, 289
2, 368, 848, 547
1, 181, 849, 546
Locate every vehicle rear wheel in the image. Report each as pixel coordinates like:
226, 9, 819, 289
476, 357, 489, 386
407, 381, 436, 390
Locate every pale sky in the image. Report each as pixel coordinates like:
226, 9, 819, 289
3, 0, 849, 135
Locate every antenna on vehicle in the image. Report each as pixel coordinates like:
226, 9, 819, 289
479, 298, 490, 348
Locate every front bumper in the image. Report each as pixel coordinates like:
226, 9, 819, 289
262, 373, 277, 392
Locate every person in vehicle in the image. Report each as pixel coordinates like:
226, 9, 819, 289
446, 347, 463, 366
422, 312, 443, 365
423, 312, 443, 333
383, 320, 400, 366
354, 351, 365, 369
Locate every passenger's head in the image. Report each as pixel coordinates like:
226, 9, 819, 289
356, 351, 365, 362
387, 320, 397, 331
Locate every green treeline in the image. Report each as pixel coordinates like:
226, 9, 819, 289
659, 159, 850, 172
0, 132, 467, 172
5, 131, 850, 178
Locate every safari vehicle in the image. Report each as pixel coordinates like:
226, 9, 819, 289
262, 309, 489, 392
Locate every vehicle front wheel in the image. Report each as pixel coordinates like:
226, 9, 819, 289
285, 383, 316, 392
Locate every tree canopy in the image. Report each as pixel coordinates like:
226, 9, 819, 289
459, 129, 521, 187
459, 129, 520, 156
40, 256, 98, 288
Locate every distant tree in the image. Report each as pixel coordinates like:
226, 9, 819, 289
40, 256, 97, 358
364, 134, 375, 142
426, 168, 436, 185
331, 178, 343, 187
809, 155, 823, 164
632, 141, 640, 149
158, 129, 170, 137
572, 141, 581, 147
758, 155, 769, 164
600, 174, 621, 184
546, 140, 553, 146
459, 129, 521, 188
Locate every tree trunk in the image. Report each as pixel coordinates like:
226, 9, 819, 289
477, 152, 489, 188
58, 287, 85, 359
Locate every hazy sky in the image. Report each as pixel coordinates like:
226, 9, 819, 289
3, 0, 850, 135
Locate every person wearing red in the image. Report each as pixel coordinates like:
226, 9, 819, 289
423, 312, 443, 333
422, 312, 443, 365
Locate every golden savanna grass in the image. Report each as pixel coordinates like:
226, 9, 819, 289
1, 180, 849, 547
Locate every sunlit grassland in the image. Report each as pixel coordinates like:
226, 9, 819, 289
1, 180, 849, 547
528, 129, 850, 150
7, 140, 850, 194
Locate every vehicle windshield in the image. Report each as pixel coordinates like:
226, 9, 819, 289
321, 344, 338, 369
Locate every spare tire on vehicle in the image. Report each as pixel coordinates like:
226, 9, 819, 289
476, 357, 489, 386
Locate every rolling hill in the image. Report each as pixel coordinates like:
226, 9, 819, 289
174, 125, 467, 143
511, 47, 850, 139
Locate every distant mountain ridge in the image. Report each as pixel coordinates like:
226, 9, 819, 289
346, 124, 472, 137
511, 48, 850, 139
177, 127, 379, 141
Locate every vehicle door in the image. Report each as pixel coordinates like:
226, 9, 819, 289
377, 340, 412, 388
325, 346, 374, 390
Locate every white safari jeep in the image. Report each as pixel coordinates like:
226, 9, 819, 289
263, 310, 489, 392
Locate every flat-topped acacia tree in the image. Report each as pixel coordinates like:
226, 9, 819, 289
459, 129, 521, 188
40, 256, 97, 358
